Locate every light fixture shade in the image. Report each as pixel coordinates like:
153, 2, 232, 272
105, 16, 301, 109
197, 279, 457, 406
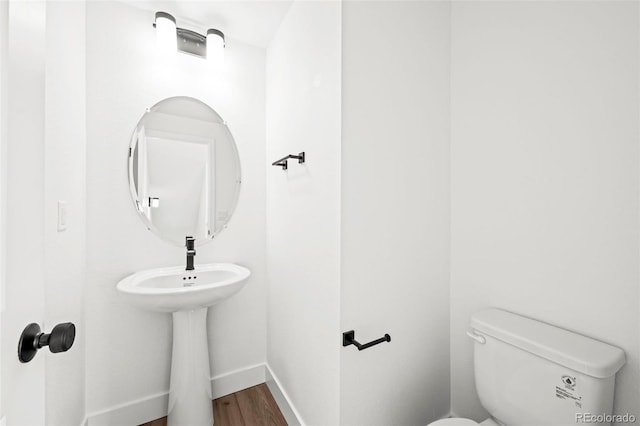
155, 12, 177, 54
206, 29, 225, 65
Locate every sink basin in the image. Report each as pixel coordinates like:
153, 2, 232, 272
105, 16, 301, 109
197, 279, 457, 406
117, 262, 251, 426
116, 263, 250, 312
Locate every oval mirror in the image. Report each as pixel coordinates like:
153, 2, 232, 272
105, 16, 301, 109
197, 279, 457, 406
127, 96, 241, 246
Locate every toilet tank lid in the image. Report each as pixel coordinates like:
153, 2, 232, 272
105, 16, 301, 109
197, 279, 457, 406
471, 309, 625, 378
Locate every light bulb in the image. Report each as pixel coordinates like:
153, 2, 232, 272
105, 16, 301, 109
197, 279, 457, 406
155, 12, 177, 54
206, 29, 225, 66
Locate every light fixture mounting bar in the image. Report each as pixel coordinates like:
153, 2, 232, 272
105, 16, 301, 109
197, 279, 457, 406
176, 27, 206, 58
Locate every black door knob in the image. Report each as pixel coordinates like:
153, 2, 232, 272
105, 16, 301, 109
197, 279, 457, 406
18, 322, 76, 363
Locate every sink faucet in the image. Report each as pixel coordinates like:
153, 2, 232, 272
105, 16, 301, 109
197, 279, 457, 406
185, 236, 196, 271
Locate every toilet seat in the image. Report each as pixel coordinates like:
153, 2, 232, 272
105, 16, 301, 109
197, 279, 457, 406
429, 419, 479, 426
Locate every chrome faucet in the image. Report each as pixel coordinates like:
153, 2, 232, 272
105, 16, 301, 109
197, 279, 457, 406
185, 236, 196, 271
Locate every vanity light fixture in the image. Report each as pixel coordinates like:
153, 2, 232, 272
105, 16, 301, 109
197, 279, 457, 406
154, 11, 225, 63
154, 12, 177, 54
206, 29, 225, 65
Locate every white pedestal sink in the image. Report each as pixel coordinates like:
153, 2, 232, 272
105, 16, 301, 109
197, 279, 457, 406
117, 263, 250, 426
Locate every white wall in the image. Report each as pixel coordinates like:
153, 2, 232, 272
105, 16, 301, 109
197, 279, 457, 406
265, 1, 342, 424
85, 1, 266, 419
450, 1, 640, 423
44, 2, 87, 425
340, 1, 451, 424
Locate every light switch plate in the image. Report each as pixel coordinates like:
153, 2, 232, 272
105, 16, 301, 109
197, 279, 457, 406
57, 201, 68, 232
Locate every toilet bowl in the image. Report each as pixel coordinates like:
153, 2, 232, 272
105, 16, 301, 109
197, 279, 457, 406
429, 418, 500, 426
428, 418, 478, 425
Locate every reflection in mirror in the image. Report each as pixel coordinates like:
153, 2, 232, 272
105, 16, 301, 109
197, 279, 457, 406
128, 96, 241, 246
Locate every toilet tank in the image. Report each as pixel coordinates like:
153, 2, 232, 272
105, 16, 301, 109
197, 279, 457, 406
470, 309, 625, 426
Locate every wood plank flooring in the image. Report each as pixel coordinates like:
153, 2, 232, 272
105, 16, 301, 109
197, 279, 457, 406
140, 383, 288, 426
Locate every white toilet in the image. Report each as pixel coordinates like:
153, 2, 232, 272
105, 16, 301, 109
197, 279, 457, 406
430, 308, 626, 426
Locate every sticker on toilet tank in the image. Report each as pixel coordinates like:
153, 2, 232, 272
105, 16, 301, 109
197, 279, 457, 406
556, 375, 582, 408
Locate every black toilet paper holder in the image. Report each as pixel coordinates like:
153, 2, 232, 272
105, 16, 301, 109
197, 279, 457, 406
342, 330, 391, 351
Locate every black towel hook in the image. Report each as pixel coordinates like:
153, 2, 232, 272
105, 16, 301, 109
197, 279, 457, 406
272, 152, 305, 170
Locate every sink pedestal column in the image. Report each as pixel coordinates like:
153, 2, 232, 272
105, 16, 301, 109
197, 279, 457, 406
168, 308, 213, 426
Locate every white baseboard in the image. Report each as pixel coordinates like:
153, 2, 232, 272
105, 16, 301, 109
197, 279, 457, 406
211, 363, 266, 399
86, 363, 266, 426
86, 391, 169, 426
265, 363, 305, 426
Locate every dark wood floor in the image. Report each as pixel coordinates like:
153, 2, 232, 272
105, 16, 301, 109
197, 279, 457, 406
140, 383, 287, 426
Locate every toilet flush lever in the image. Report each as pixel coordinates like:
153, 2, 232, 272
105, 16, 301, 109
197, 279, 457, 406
466, 330, 486, 344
